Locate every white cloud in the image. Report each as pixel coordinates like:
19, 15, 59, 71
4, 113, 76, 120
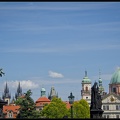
48, 71, 64, 78
7, 80, 39, 89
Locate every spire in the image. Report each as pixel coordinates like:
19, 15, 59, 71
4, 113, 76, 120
17, 82, 22, 93
98, 69, 104, 95
48, 86, 58, 100
99, 69, 101, 79
85, 70, 87, 77
4, 82, 9, 93
98, 69, 102, 87
15, 82, 22, 100
2, 82, 11, 99
82, 70, 91, 83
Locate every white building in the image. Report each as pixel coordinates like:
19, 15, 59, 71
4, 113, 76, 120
102, 68, 120, 118
81, 68, 120, 118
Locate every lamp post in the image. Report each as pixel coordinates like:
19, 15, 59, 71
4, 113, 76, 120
68, 92, 75, 118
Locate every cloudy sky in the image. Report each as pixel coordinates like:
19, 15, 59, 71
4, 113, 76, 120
0, 2, 120, 101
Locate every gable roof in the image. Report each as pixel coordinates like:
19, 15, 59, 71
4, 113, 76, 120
3, 105, 20, 113
102, 92, 120, 101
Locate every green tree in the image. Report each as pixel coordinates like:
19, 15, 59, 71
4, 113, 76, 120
15, 89, 41, 118
0, 68, 5, 77
40, 97, 70, 118
73, 99, 90, 118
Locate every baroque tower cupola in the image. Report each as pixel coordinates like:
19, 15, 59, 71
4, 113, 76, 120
81, 70, 91, 103
98, 69, 104, 96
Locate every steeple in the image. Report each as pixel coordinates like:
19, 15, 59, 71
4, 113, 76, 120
85, 70, 87, 77
98, 69, 104, 95
2, 82, 11, 105
99, 69, 102, 87
15, 82, 22, 100
82, 70, 91, 83
48, 86, 58, 100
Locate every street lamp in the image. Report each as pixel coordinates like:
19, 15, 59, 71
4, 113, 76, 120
68, 92, 75, 118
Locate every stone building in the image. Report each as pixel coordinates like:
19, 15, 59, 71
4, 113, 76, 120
81, 68, 120, 118
102, 68, 120, 118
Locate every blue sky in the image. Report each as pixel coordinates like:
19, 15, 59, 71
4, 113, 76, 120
0, 2, 120, 102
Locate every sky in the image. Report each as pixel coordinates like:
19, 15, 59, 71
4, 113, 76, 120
0, 2, 120, 102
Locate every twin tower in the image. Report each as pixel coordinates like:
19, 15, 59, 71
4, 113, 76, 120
2, 82, 22, 105
81, 70, 105, 104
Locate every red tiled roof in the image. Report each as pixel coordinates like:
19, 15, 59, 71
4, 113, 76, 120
35, 102, 50, 107
35, 97, 50, 103
35, 97, 51, 107
3, 105, 20, 113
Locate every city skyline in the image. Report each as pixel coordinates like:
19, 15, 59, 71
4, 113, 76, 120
0, 2, 120, 101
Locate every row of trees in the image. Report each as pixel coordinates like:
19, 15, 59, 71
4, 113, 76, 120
15, 90, 90, 118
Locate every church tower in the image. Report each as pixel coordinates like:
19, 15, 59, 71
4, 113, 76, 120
81, 71, 91, 104
15, 82, 22, 100
48, 86, 58, 100
98, 69, 104, 96
2, 82, 11, 105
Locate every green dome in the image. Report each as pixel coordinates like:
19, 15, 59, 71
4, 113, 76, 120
99, 78, 102, 83
82, 76, 91, 83
41, 87, 46, 92
82, 71, 91, 83
110, 68, 120, 84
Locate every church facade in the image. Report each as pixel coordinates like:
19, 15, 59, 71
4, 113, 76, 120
81, 68, 120, 118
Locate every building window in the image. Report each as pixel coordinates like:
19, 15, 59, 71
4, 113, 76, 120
103, 105, 109, 110
85, 86, 88, 91
103, 106, 105, 110
116, 115, 119, 118
8, 111, 13, 118
113, 87, 116, 93
107, 105, 109, 110
86, 97, 88, 99
39, 108, 42, 110
107, 115, 109, 118
116, 105, 120, 110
